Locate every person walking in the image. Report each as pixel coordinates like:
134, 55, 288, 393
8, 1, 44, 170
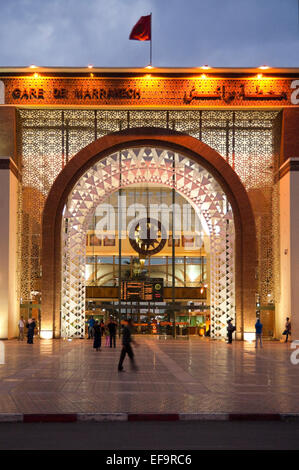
284, 317, 291, 343
100, 319, 106, 337
18, 316, 25, 341
227, 319, 236, 344
107, 318, 117, 348
118, 318, 138, 372
93, 321, 102, 352
255, 318, 263, 348
26, 318, 36, 344
87, 316, 95, 339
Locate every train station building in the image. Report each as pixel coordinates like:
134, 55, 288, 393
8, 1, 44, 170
0, 66, 299, 341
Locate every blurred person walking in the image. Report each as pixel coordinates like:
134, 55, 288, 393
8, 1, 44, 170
118, 318, 138, 372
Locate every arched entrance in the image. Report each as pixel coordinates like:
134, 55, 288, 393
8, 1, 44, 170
41, 128, 257, 339
61, 147, 234, 338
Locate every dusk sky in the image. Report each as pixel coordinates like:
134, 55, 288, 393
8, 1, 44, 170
1, 0, 299, 67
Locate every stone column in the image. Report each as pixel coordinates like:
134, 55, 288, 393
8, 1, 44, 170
0, 107, 19, 339
0, 159, 19, 338
278, 109, 299, 342
279, 159, 299, 342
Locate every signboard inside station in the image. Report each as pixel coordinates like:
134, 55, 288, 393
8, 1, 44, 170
121, 279, 164, 302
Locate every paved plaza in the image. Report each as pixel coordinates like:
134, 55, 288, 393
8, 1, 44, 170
0, 337, 298, 415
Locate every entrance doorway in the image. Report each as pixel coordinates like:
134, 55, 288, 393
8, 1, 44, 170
85, 185, 211, 337
61, 147, 235, 339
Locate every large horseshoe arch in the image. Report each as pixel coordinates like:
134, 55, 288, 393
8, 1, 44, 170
41, 128, 257, 339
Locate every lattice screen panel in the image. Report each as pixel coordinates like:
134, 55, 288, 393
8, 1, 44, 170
17, 109, 279, 317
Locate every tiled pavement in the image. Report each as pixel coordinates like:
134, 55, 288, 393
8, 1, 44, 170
0, 336, 298, 414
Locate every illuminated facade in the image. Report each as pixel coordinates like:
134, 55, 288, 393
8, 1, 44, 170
0, 66, 298, 340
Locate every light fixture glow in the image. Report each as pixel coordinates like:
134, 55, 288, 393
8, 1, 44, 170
33, 73, 39, 78
145, 64, 153, 69
244, 332, 256, 342
259, 65, 270, 70
40, 330, 53, 339
88, 64, 93, 69
188, 266, 199, 283
201, 65, 211, 70
257, 73, 263, 79
29, 64, 37, 69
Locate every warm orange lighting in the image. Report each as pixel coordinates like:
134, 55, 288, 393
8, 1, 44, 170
257, 73, 263, 79
244, 332, 255, 342
29, 64, 37, 69
88, 64, 93, 69
33, 73, 39, 78
201, 65, 211, 70
40, 330, 53, 339
145, 74, 152, 79
200, 74, 207, 79
90, 73, 94, 77
145, 64, 153, 69
259, 65, 270, 70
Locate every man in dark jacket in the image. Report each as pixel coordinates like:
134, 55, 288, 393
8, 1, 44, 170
107, 318, 117, 348
118, 318, 138, 372
27, 318, 36, 344
227, 319, 236, 344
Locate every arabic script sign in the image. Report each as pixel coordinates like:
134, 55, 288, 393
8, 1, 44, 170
1, 76, 299, 106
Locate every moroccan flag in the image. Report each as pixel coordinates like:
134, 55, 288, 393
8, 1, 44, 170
129, 15, 151, 41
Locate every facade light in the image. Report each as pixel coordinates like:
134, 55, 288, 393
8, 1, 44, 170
259, 65, 270, 70
244, 332, 256, 342
40, 330, 53, 339
201, 65, 211, 70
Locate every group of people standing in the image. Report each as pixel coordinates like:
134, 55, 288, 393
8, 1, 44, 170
87, 316, 117, 351
18, 316, 37, 344
227, 316, 292, 348
87, 316, 137, 371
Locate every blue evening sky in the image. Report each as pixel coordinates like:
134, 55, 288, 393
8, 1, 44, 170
0, 0, 298, 67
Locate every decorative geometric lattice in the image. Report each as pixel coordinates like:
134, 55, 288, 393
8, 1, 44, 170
17, 109, 280, 320
61, 147, 235, 338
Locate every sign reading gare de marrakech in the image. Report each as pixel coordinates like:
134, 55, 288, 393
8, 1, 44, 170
1, 69, 299, 106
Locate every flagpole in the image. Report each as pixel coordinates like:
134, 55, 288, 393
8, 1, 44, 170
150, 12, 152, 66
